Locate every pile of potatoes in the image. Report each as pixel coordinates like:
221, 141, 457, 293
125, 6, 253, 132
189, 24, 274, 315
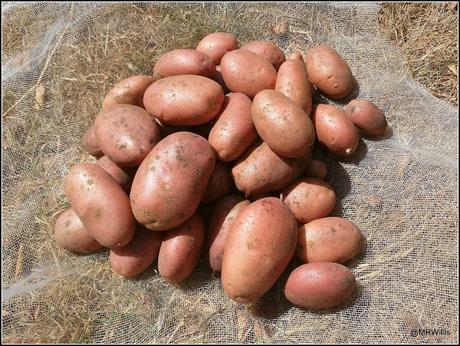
55, 32, 388, 311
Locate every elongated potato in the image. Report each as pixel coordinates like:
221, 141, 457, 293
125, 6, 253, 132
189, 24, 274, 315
305, 45, 353, 99
282, 177, 336, 223
275, 55, 313, 115
241, 40, 286, 70
221, 197, 298, 303
130, 132, 215, 231
196, 32, 238, 66
312, 104, 359, 157
109, 224, 163, 278
205, 194, 250, 272
305, 159, 328, 179
102, 75, 155, 110
158, 214, 205, 283
64, 163, 135, 248
284, 262, 356, 310
83, 126, 103, 158
54, 208, 104, 254
232, 142, 311, 196
345, 99, 388, 137
143, 75, 224, 126
297, 217, 363, 263
221, 50, 276, 98
202, 162, 234, 204
153, 49, 216, 79
252, 90, 315, 158
95, 156, 132, 192
208, 93, 257, 162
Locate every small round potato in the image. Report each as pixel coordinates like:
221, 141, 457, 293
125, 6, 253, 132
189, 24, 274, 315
153, 49, 216, 79
284, 262, 356, 310
82, 126, 103, 158
196, 32, 238, 66
305, 159, 328, 180
241, 40, 286, 70
54, 208, 104, 254
202, 162, 234, 204
297, 217, 363, 264
345, 99, 388, 137
102, 75, 155, 110
95, 156, 132, 192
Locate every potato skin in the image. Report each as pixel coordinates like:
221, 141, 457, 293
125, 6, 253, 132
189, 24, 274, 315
284, 262, 356, 310
153, 49, 216, 79
95, 156, 132, 192
345, 99, 387, 137
102, 75, 155, 110
297, 217, 363, 264
221, 197, 298, 303
130, 131, 216, 231
312, 104, 359, 157
205, 194, 250, 272
241, 40, 286, 70
143, 75, 224, 126
196, 32, 238, 66
94, 104, 161, 167
252, 90, 315, 158
208, 93, 257, 162
232, 142, 311, 197
158, 214, 205, 283
83, 126, 103, 158
305, 45, 353, 99
109, 225, 163, 278
201, 162, 234, 204
305, 159, 328, 180
64, 163, 135, 248
282, 177, 336, 223
54, 208, 104, 254
221, 50, 277, 99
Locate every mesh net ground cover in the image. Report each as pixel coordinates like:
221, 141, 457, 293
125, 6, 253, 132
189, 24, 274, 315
1, 2, 458, 344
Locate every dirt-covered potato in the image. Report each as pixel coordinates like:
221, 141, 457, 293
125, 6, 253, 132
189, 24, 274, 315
95, 156, 132, 192
153, 49, 216, 79
241, 40, 286, 70
305, 159, 328, 179
202, 162, 234, 204
82, 125, 103, 158
345, 99, 388, 137
196, 32, 238, 66
102, 75, 155, 110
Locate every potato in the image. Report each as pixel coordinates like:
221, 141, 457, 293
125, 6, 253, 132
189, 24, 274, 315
153, 49, 216, 79
158, 214, 205, 283
143, 75, 224, 126
95, 156, 132, 192
275, 54, 312, 115
305, 45, 353, 99
64, 163, 135, 248
345, 99, 388, 137
282, 177, 336, 223
241, 40, 286, 70
93, 104, 161, 167
221, 49, 277, 99
109, 224, 163, 278
130, 131, 215, 231
213, 65, 230, 94
312, 104, 359, 157
82, 126, 103, 158
284, 262, 356, 310
305, 159, 328, 179
208, 93, 257, 162
297, 217, 363, 263
205, 194, 250, 272
221, 197, 298, 303
232, 142, 310, 196
102, 75, 155, 110
202, 162, 234, 204
196, 32, 238, 66
252, 90, 315, 158
54, 208, 104, 254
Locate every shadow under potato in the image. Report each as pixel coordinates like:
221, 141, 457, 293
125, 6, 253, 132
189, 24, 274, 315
311, 76, 361, 105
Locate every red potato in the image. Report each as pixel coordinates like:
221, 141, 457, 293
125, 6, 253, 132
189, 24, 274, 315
205, 194, 250, 272
130, 132, 215, 231
153, 49, 216, 79
305, 45, 354, 99
312, 104, 359, 157
221, 197, 298, 303
305, 159, 328, 179
241, 40, 286, 70
95, 156, 132, 192
282, 177, 336, 223
213, 65, 230, 94
221, 50, 277, 99
208, 93, 257, 162
196, 32, 238, 66
284, 262, 356, 310
345, 99, 388, 137
82, 126, 103, 158
252, 90, 315, 158
232, 142, 311, 197
202, 162, 234, 204
102, 75, 155, 110
143, 75, 225, 126
158, 214, 205, 283
109, 224, 163, 278
64, 163, 135, 248
54, 208, 103, 254
297, 217, 363, 264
